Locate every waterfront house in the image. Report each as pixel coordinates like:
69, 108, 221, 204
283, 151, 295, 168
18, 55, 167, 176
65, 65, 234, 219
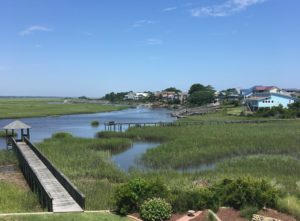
244, 86, 297, 111
124, 92, 149, 100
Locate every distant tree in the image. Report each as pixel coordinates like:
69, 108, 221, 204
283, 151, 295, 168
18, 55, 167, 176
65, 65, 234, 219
188, 83, 215, 106
164, 87, 182, 93
103, 92, 128, 102
78, 96, 88, 99
188, 84, 207, 95
188, 91, 215, 106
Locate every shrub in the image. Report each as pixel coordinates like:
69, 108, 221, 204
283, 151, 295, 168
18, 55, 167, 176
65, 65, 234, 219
51, 132, 73, 139
212, 177, 279, 210
91, 120, 100, 127
114, 178, 169, 215
240, 206, 259, 220
170, 188, 219, 212
140, 198, 172, 221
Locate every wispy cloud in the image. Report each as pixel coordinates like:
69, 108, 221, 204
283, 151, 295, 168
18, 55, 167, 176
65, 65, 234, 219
20, 25, 52, 36
132, 20, 158, 28
162, 6, 177, 12
145, 38, 163, 45
190, 0, 268, 17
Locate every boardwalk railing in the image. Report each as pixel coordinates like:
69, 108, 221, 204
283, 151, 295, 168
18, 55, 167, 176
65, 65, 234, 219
11, 138, 54, 211
23, 137, 85, 209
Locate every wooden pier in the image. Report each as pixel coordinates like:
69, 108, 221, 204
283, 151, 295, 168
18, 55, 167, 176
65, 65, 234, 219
11, 137, 85, 212
104, 121, 173, 132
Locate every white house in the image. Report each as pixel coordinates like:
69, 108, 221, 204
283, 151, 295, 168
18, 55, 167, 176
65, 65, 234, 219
124, 92, 149, 100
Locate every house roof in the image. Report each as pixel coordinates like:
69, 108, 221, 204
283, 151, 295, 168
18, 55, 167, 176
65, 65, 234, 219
253, 86, 277, 91
3, 120, 31, 130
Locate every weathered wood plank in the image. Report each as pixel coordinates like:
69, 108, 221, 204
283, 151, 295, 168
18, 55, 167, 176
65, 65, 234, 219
17, 142, 83, 213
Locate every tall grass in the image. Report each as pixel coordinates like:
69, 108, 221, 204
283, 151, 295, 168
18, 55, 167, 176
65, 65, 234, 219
36, 133, 130, 210
0, 181, 40, 213
98, 121, 300, 169
0, 212, 132, 221
276, 195, 300, 220
0, 150, 17, 165
0, 130, 17, 138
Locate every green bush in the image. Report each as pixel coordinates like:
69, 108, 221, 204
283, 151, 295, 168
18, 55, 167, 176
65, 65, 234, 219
140, 198, 172, 221
240, 206, 259, 220
213, 177, 279, 210
91, 120, 100, 127
170, 188, 218, 212
114, 178, 169, 215
51, 132, 73, 139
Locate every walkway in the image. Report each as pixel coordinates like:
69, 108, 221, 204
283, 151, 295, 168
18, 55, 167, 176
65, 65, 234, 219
17, 141, 83, 213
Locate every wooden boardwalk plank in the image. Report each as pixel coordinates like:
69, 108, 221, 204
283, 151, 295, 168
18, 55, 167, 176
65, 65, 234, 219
17, 142, 83, 213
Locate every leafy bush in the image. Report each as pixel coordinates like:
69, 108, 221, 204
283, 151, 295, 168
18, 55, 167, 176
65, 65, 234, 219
240, 206, 259, 219
114, 178, 169, 215
91, 120, 100, 127
170, 188, 218, 212
51, 132, 73, 139
254, 102, 300, 118
212, 177, 279, 210
140, 198, 172, 221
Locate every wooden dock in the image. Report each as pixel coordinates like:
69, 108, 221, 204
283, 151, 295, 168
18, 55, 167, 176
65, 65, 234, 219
12, 138, 84, 212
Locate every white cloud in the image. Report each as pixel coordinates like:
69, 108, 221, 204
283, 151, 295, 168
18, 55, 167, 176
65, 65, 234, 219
20, 25, 52, 36
163, 6, 177, 12
146, 38, 163, 45
190, 0, 268, 17
132, 20, 158, 28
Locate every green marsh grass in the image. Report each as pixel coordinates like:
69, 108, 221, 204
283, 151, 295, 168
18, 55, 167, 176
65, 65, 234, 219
0, 181, 40, 213
276, 195, 300, 220
0, 130, 17, 138
0, 212, 132, 221
98, 121, 300, 169
91, 120, 100, 127
36, 133, 130, 209
0, 150, 17, 165
0, 98, 127, 119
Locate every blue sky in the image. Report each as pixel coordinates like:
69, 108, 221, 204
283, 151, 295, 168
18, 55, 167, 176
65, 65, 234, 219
0, 0, 299, 97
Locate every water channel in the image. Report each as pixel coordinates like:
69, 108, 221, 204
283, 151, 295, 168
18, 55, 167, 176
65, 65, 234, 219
0, 107, 176, 171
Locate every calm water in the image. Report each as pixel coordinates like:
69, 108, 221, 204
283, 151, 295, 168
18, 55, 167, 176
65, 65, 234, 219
0, 107, 175, 170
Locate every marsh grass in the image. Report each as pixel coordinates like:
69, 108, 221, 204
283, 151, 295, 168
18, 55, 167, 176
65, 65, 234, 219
0, 98, 127, 119
0, 150, 17, 165
91, 120, 100, 127
36, 133, 130, 209
0, 212, 132, 221
97, 121, 300, 169
0, 181, 40, 213
276, 195, 300, 219
0, 130, 17, 138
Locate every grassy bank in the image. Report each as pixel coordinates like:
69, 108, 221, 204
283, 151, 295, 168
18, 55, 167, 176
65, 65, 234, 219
0, 98, 127, 119
0, 212, 132, 221
0, 150, 17, 165
37, 133, 131, 210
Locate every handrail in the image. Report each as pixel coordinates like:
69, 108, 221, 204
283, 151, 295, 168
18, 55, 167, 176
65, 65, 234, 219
11, 138, 53, 211
24, 137, 85, 209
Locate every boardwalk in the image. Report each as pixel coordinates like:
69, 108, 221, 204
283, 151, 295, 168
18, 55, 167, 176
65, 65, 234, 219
16, 141, 83, 212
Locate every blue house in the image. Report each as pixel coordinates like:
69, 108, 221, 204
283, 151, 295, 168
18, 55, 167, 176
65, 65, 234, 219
244, 86, 298, 111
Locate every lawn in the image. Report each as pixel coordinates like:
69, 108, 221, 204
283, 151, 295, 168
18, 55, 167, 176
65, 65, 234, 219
0, 98, 127, 119
0, 212, 132, 221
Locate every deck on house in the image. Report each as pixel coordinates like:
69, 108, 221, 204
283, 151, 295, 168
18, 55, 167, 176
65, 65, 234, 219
16, 141, 83, 213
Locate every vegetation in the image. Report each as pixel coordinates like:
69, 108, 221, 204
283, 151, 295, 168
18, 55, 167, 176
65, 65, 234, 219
188, 83, 215, 106
140, 198, 172, 221
0, 150, 17, 165
0, 98, 127, 119
0, 213, 132, 221
276, 195, 300, 220
253, 102, 300, 118
0, 130, 17, 138
91, 120, 100, 127
115, 178, 169, 215
0, 181, 40, 213
37, 133, 130, 209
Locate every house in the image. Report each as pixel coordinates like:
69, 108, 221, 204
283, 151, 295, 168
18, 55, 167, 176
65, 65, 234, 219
244, 86, 297, 111
124, 92, 149, 100
155, 91, 188, 104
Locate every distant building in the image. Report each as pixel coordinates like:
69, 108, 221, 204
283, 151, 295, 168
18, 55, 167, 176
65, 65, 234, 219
155, 91, 188, 104
244, 86, 297, 111
124, 92, 149, 100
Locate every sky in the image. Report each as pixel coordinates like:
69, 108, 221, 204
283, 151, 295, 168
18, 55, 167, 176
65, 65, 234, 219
0, 0, 299, 97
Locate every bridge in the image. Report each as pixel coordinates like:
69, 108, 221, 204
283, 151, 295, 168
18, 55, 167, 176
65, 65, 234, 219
3, 121, 85, 213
